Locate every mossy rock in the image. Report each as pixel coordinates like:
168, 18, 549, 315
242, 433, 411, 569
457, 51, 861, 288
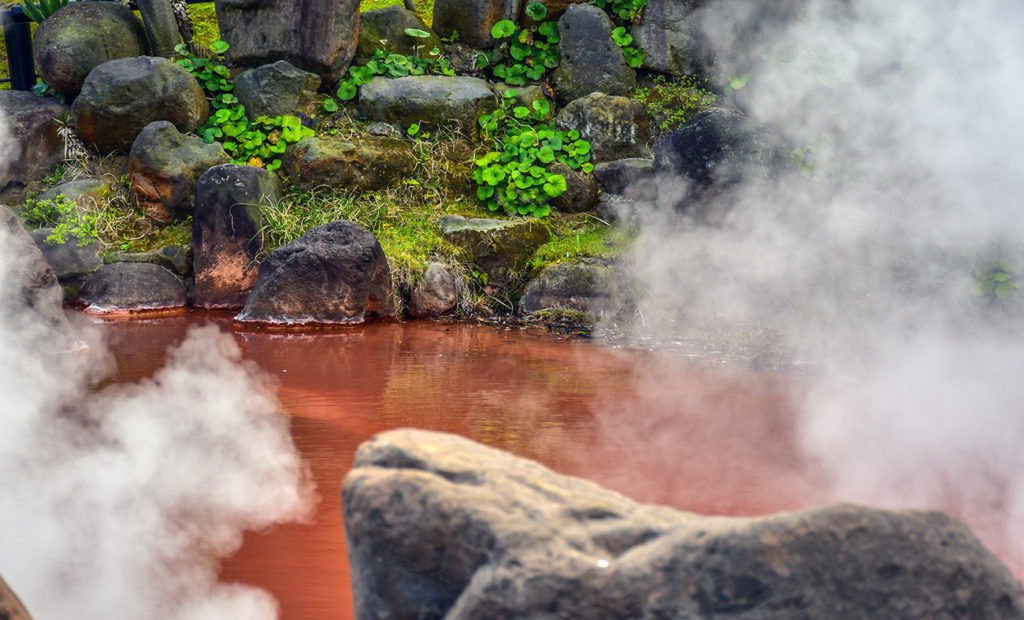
440, 214, 551, 289
281, 135, 417, 192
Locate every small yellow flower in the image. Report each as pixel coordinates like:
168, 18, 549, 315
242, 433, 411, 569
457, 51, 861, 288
247, 156, 264, 168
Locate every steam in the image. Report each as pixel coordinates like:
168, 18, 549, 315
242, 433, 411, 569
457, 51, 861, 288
621, 0, 1024, 568
0, 109, 314, 616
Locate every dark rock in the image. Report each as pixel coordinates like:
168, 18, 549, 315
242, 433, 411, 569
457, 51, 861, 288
32, 2, 150, 98
77, 262, 186, 314
358, 75, 497, 137
551, 4, 635, 105
548, 162, 597, 213
432, 0, 515, 49
30, 228, 102, 298
72, 56, 209, 154
215, 0, 359, 84
652, 107, 789, 215
596, 192, 646, 228
235, 220, 394, 325
281, 136, 416, 192
0, 573, 33, 620
234, 61, 322, 119
629, 0, 703, 75
0, 206, 74, 348
555, 92, 651, 163
192, 164, 280, 308
0, 92, 69, 203
103, 245, 192, 276
129, 121, 229, 224
408, 262, 458, 317
36, 180, 111, 207
440, 214, 549, 289
355, 6, 443, 65
343, 429, 1024, 620
592, 157, 656, 199
365, 122, 401, 138
519, 261, 621, 314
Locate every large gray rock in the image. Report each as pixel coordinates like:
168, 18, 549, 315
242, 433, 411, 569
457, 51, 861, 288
281, 136, 416, 192
358, 75, 497, 137
30, 228, 102, 298
36, 180, 111, 207
551, 4, 636, 105
235, 220, 394, 325
432, 0, 515, 49
343, 429, 1024, 620
76, 262, 187, 314
555, 92, 651, 163
0, 206, 74, 349
408, 262, 458, 317
355, 6, 443, 66
629, 0, 703, 75
519, 261, 620, 315
32, 1, 150, 98
0, 92, 69, 203
129, 121, 230, 224
440, 215, 550, 290
192, 164, 280, 308
234, 61, 322, 119
215, 0, 359, 84
652, 107, 790, 215
0, 573, 32, 620
72, 56, 209, 154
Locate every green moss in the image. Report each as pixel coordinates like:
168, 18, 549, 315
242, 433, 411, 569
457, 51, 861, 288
529, 214, 635, 271
186, 2, 220, 48
360, 0, 434, 26
633, 74, 717, 134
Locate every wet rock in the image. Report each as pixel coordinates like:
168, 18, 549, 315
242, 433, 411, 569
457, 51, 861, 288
192, 164, 280, 308
281, 136, 416, 192
29, 228, 102, 298
555, 92, 651, 163
0, 573, 33, 620
77, 262, 186, 314
408, 262, 458, 317
440, 214, 549, 289
103, 245, 192, 276
0, 92, 69, 203
518, 261, 621, 315
358, 75, 497, 137
216, 0, 359, 84
36, 179, 111, 207
592, 157, 656, 199
235, 220, 394, 325
652, 107, 789, 215
551, 4, 635, 105
548, 162, 597, 213
432, 0, 515, 49
628, 0, 703, 75
32, 2, 149, 98
0, 206, 73, 347
72, 56, 209, 154
355, 6, 442, 65
129, 121, 230, 224
343, 429, 1024, 620
234, 61, 322, 119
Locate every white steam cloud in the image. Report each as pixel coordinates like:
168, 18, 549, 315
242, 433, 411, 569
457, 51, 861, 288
0, 109, 315, 617
623, 0, 1024, 569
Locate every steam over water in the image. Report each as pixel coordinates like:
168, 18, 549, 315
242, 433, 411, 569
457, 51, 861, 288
622, 0, 1024, 571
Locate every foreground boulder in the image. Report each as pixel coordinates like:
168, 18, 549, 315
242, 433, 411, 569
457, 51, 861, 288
0, 207, 73, 348
281, 136, 416, 192
0, 573, 32, 620
76, 262, 186, 314
72, 56, 209, 154
358, 75, 497, 137
235, 221, 393, 325
216, 0, 359, 84
0, 92, 68, 203
440, 215, 549, 290
192, 164, 281, 308
129, 121, 230, 224
551, 4, 635, 105
555, 92, 651, 164
234, 61, 321, 119
32, 2, 149, 98
344, 429, 1024, 620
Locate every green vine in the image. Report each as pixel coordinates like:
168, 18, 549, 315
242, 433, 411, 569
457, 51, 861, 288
477, 4, 560, 86
472, 90, 593, 218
